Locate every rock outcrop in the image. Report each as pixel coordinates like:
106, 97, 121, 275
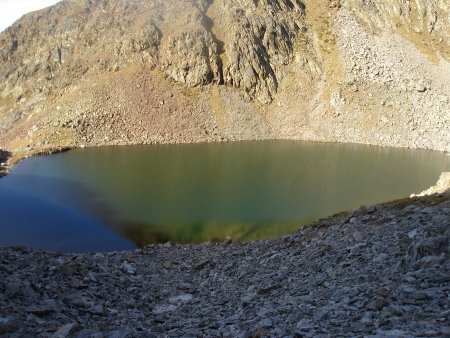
0, 149, 11, 177
412, 171, 450, 197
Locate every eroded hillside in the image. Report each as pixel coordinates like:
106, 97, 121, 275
0, 0, 449, 159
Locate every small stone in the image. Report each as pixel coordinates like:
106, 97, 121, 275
399, 285, 416, 294
353, 231, 363, 241
421, 207, 434, 214
404, 275, 415, 283
440, 326, 450, 335
409, 291, 432, 300
407, 229, 417, 239
373, 253, 389, 263
403, 204, 418, 212
296, 319, 315, 331
162, 260, 172, 268
103, 326, 136, 338
366, 205, 376, 213
89, 304, 104, 314
414, 255, 443, 269
368, 297, 386, 311
258, 283, 282, 295
375, 329, 409, 336
259, 318, 273, 328
153, 304, 178, 314
360, 313, 372, 325
298, 295, 314, 304
0, 317, 20, 334
186, 328, 202, 336
416, 84, 427, 92
69, 279, 86, 289
168, 294, 193, 304
409, 237, 448, 262
121, 261, 136, 275
241, 295, 253, 305
26, 300, 58, 316
59, 262, 83, 276
224, 236, 232, 245
194, 259, 210, 271
71, 329, 100, 338
431, 213, 449, 224
5, 281, 21, 298
51, 323, 81, 337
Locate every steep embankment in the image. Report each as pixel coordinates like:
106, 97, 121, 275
0, 0, 449, 163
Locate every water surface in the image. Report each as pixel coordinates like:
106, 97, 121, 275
1, 141, 448, 251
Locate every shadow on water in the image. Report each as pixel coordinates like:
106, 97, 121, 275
1, 173, 120, 222
0, 174, 134, 252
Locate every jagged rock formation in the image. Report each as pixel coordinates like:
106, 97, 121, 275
210, 0, 306, 103
0, 0, 449, 157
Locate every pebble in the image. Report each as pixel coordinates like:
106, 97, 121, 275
224, 236, 233, 245
353, 230, 363, 241
168, 294, 193, 304
407, 229, 417, 239
51, 323, 81, 338
421, 207, 434, 214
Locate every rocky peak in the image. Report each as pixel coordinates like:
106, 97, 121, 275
0, 0, 306, 107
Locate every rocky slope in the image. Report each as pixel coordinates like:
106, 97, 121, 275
1, 3, 449, 337
0, 0, 449, 160
0, 193, 448, 337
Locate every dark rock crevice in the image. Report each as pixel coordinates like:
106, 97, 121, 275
0, 149, 12, 177
201, 2, 225, 85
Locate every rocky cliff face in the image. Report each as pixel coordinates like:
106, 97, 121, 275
0, 0, 449, 156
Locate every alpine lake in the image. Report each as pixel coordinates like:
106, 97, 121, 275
1, 140, 448, 252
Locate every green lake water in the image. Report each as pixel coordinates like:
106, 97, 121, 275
1, 140, 448, 251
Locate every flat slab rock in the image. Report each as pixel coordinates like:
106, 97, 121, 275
0, 194, 449, 337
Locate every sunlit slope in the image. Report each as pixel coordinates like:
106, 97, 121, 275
0, 0, 449, 156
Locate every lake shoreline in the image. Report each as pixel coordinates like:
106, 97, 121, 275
1, 136, 449, 180
0, 146, 72, 178
1, 140, 448, 250
0, 192, 448, 336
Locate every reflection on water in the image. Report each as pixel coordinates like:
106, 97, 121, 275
1, 140, 449, 251
117, 220, 318, 246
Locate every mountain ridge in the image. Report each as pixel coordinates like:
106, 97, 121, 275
0, 0, 449, 159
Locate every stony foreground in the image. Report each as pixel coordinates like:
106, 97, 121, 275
1, 194, 449, 337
